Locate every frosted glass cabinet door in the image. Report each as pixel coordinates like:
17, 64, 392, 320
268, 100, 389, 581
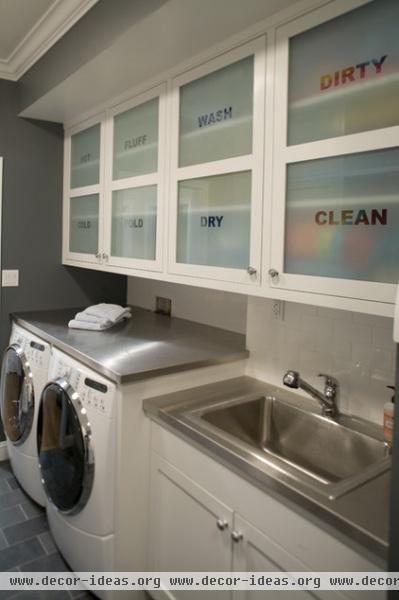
179, 56, 254, 167
177, 171, 251, 269
70, 124, 101, 188
111, 186, 157, 260
113, 98, 159, 179
284, 148, 399, 284
288, 0, 399, 145
69, 194, 99, 255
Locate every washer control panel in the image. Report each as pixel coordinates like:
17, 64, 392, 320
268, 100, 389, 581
10, 325, 50, 370
49, 351, 115, 419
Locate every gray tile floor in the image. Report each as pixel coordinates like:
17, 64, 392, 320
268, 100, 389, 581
0, 461, 93, 600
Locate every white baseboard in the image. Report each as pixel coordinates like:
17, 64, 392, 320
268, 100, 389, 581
0, 442, 9, 462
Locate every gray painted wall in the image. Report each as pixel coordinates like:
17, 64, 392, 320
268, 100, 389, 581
0, 78, 127, 352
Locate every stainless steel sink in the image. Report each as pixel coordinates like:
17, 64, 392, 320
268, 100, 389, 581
183, 394, 390, 499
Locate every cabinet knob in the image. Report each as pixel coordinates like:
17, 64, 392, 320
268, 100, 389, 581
268, 268, 279, 279
95, 253, 101, 260
231, 530, 243, 542
102, 253, 109, 262
247, 266, 257, 276
216, 519, 228, 531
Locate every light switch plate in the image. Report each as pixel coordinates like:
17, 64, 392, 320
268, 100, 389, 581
2, 270, 19, 287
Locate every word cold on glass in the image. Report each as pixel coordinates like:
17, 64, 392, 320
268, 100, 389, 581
69, 194, 99, 255
111, 186, 157, 260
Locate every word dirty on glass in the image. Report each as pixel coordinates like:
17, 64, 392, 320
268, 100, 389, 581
124, 135, 147, 150
77, 220, 91, 229
315, 208, 387, 226
125, 217, 144, 228
320, 55, 387, 91
201, 216, 224, 228
198, 107, 232, 128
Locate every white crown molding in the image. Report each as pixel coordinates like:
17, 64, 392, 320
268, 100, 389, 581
0, 0, 98, 82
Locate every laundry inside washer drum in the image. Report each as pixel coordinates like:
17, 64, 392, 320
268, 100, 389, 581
38, 384, 86, 512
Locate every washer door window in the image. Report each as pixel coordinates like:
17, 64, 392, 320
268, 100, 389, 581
37, 380, 94, 514
0, 345, 34, 444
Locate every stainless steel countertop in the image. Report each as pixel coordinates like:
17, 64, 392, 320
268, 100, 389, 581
143, 376, 390, 564
13, 307, 248, 384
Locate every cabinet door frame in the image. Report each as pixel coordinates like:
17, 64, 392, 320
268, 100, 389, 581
232, 514, 348, 600
167, 37, 266, 286
103, 83, 167, 272
148, 452, 234, 590
63, 112, 106, 265
269, 0, 399, 304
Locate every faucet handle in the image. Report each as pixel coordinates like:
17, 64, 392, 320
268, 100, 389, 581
318, 373, 338, 388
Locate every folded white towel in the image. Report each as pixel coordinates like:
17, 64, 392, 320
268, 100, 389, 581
68, 304, 132, 330
74, 312, 104, 324
84, 303, 131, 323
68, 315, 127, 331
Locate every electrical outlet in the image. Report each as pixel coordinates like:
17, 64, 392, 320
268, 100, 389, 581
155, 296, 172, 316
2, 270, 19, 287
272, 300, 285, 321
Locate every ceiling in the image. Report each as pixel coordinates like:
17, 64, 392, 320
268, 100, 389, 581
20, 0, 306, 125
0, 0, 55, 58
0, 0, 98, 80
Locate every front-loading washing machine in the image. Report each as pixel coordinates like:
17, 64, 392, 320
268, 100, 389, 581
0, 323, 50, 506
37, 347, 117, 598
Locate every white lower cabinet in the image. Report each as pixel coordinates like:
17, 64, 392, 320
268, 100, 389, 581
232, 514, 319, 600
148, 425, 385, 600
149, 454, 233, 599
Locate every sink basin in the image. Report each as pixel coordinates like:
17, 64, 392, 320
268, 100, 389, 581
185, 394, 390, 499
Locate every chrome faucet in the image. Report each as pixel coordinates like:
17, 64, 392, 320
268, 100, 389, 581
283, 370, 339, 418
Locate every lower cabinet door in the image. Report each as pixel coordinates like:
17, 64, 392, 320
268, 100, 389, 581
148, 452, 233, 599
231, 514, 347, 600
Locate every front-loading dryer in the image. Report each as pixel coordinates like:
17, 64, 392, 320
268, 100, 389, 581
37, 348, 117, 598
0, 323, 50, 506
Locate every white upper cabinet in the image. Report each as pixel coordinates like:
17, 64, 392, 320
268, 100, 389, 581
64, 115, 105, 264
269, 0, 399, 305
103, 84, 166, 272
62, 0, 397, 315
168, 38, 266, 285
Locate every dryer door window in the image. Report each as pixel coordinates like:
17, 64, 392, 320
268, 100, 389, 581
0, 346, 34, 444
37, 380, 94, 514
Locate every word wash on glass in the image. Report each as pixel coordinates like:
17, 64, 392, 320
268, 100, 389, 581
197, 106, 232, 128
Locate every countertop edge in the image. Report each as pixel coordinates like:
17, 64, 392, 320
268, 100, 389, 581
144, 390, 388, 566
13, 314, 249, 384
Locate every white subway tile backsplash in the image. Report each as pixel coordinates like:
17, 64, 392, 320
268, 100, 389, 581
302, 315, 333, 339
246, 296, 396, 425
373, 326, 395, 350
317, 306, 352, 321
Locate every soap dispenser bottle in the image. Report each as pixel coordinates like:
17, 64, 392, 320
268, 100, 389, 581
384, 385, 395, 445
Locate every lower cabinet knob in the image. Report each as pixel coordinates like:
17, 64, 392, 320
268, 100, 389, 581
247, 266, 257, 276
95, 253, 101, 259
231, 530, 243, 542
268, 268, 279, 279
216, 519, 228, 531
